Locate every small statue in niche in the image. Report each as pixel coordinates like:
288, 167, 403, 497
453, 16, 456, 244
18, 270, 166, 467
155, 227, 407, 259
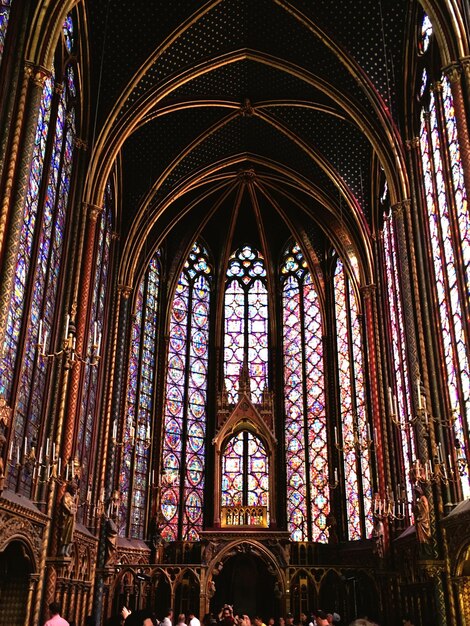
59, 481, 78, 557
413, 484, 431, 544
371, 515, 384, 558
325, 511, 339, 544
104, 517, 118, 566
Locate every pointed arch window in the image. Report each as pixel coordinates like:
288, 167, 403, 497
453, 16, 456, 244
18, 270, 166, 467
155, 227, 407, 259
224, 246, 268, 403
0, 13, 79, 495
418, 14, 470, 497
381, 190, 415, 511
281, 242, 328, 542
0, 0, 13, 69
160, 243, 211, 541
221, 431, 269, 512
119, 252, 160, 539
77, 181, 113, 520
334, 258, 373, 539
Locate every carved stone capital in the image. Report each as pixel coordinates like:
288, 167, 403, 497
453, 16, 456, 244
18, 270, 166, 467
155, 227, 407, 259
117, 285, 133, 299
237, 168, 256, 182
461, 56, 470, 82
431, 80, 443, 94
74, 137, 88, 151
360, 284, 376, 298
26, 63, 51, 88
443, 63, 462, 84
405, 137, 420, 152
88, 204, 104, 223
391, 200, 411, 217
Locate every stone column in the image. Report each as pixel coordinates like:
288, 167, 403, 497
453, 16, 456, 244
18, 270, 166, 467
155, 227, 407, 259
93, 285, 132, 626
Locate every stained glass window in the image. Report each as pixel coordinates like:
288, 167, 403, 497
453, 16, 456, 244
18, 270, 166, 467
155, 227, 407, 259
118, 253, 160, 538
221, 431, 269, 511
160, 243, 211, 541
334, 259, 373, 539
1, 15, 78, 494
419, 84, 470, 498
77, 183, 113, 520
224, 246, 268, 403
281, 243, 328, 542
382, 211, 415, 510
419, 14, 432, 54
0, 0, 12, 69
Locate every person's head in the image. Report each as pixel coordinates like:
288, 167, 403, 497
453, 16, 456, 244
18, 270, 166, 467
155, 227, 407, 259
253, 618, 262, 626
326, 616, 333, 625
278, 618, 285, 626
178, 615, 186, 624
402, 617, 414, 626
49, 602, 61, 616
286, 614, 294, 625
314, 611, 328, 626
268, 618, 275, 626
300, 614, 307, 624
188, 613, 195, 620
221, 607, 233, 620
167, 609, 174, 619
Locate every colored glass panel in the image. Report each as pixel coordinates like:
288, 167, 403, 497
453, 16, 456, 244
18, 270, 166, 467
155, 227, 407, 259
78, 184, 112, 517
224, 246, 268, 403
282, 243, 327, 542
0, 75, 53, 399
420, 14, 432, 54
0, 0, 12, 67
221, 431, 269, 511
335, 260, 372, 539
160, 243, 211, 541
383, 214, 415, 510
420, 99, 470, 497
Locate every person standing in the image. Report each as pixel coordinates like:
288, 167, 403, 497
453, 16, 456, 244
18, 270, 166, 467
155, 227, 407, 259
189, 611, 201, 626
43, 602, 69, 626
162, 609, 174, 626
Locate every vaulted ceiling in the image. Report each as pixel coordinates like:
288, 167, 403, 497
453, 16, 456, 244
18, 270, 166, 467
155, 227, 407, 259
86, 0, 413, 285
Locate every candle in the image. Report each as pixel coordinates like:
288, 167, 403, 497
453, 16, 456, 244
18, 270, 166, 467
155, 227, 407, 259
65, 314, 70, 339
43, 329, 48, 353
93, 322, 98, 346
58, 457, 61, 476
17, 446, 20, 465
9, 441, 13, 460
96, 333, 102, 357
46, 438, 50, 457
112, 421, 117, 442
367, 423, 371, 442
52, 442, 56, 460
437, 442, 443, 464
334, 427, 338, 445
393, 394, 398, 418
66, 463, 69, 481
334, 467, 338, 484
38, 319, 43, 346
39, 445, 43, 465
388, 387, 393, 414
24, 437, 28, 456
448, 454, 453, 474
416, 379, 422, 410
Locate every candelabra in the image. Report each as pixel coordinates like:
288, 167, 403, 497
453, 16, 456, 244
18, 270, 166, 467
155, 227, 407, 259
111, 419, 151, 449
315, 468, 340, 490
373, 485, 406, 520
334, 420, 374, 453
37, 314, 102, 368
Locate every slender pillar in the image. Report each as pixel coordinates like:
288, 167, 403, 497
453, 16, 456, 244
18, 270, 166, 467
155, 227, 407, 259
444, 63, 470, 201
64, 203, 103, 466
0, 64, 50, 349
93, 285, 132, 626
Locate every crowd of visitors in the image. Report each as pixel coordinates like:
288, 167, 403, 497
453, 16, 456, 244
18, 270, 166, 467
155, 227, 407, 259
42, 600, 416, 626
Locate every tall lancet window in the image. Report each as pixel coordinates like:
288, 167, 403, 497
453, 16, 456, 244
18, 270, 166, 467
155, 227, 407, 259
382, 188, 415, 510
224, 246, 268, 403
160, 243, 211, 541
221, 431, 269, 513
0, 14, 79, 495
334, 259, 373, 539
281, 243, 328, 542
418, 13, 470, 497
119, 252, 160, 538
0, 0, 13, 70
77, 181, 113, 520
